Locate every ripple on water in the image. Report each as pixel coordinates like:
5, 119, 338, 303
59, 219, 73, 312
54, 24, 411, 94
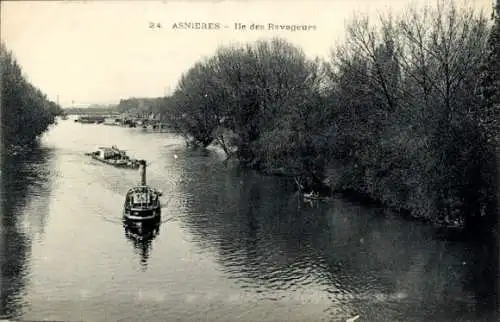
3, 122, 497, 322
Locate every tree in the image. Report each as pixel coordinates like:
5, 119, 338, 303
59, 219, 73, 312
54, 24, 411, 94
470, 0, 500, 236
1, 43, 61, 151
323, 0, 492, 224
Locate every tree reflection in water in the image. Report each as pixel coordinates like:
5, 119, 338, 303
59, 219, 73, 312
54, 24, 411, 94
1, 145, 54, 319
122, 217, 161, 271
170, 147, 499, 322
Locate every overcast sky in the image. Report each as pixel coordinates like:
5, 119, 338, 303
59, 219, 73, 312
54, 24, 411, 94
1, 0, 492, 107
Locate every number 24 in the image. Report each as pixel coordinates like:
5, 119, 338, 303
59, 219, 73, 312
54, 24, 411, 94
149, 22, 161, 29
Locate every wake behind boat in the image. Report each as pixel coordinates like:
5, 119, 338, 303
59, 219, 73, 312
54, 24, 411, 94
85, 145, 140, 169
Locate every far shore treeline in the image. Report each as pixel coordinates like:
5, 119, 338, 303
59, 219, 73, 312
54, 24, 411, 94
119, 1, 499, 239
1, 42, 63, 153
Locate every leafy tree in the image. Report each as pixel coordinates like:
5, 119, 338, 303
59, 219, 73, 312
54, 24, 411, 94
1, 43, 61, 152
156, 0, 498, 239
323, 0, 493, 227
470, 0, 500, 237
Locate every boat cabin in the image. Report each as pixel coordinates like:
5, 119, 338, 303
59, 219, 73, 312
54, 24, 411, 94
124, 186, 160, 210
94, 147, 128, 160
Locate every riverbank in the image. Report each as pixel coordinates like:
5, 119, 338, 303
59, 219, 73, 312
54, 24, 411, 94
1, 44, 62, 155
247, 161, 499, 243
197, 145, 494, 239
1, 141, 42, 158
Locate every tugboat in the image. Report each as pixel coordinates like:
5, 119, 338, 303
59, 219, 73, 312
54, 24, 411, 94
123, 160, 162, 221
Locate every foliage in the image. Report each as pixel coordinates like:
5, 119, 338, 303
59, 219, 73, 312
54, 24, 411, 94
156, 0, 497, 238
1, 43, 62, 151
327, 0, 493, 222
473, 1, 500, 237
115, 97, 165, 117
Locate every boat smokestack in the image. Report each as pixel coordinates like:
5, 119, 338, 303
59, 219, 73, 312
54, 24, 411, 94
139, 160, 147, 185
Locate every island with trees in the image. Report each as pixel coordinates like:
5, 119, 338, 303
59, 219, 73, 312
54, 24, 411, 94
150, 1, 498, 241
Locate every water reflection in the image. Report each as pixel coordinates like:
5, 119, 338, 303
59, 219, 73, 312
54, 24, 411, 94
461, 239, 499, 320
172, 147, 498, 321
122, 217, 161, 270
1, 145, 54, 319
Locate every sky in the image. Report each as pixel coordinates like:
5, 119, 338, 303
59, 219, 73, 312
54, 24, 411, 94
1, 0, 493, 107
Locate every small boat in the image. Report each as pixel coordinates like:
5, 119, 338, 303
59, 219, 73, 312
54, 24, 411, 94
123, 160, 162, 221
85, 146, 140, 169
303, 191, 321, 200
103, 117, 122, 126
303, 191, 330, 203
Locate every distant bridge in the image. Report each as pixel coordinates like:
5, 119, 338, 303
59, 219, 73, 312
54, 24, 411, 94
65, 109, 121, 117
65, 109, 163, 120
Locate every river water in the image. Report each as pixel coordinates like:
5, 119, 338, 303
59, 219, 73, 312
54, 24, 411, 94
1, 119, 498, 322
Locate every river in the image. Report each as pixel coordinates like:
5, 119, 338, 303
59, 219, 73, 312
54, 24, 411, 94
1, 119, 498, 322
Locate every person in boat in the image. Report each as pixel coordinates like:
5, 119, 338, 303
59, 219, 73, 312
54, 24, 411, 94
304, 190, 320, 199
